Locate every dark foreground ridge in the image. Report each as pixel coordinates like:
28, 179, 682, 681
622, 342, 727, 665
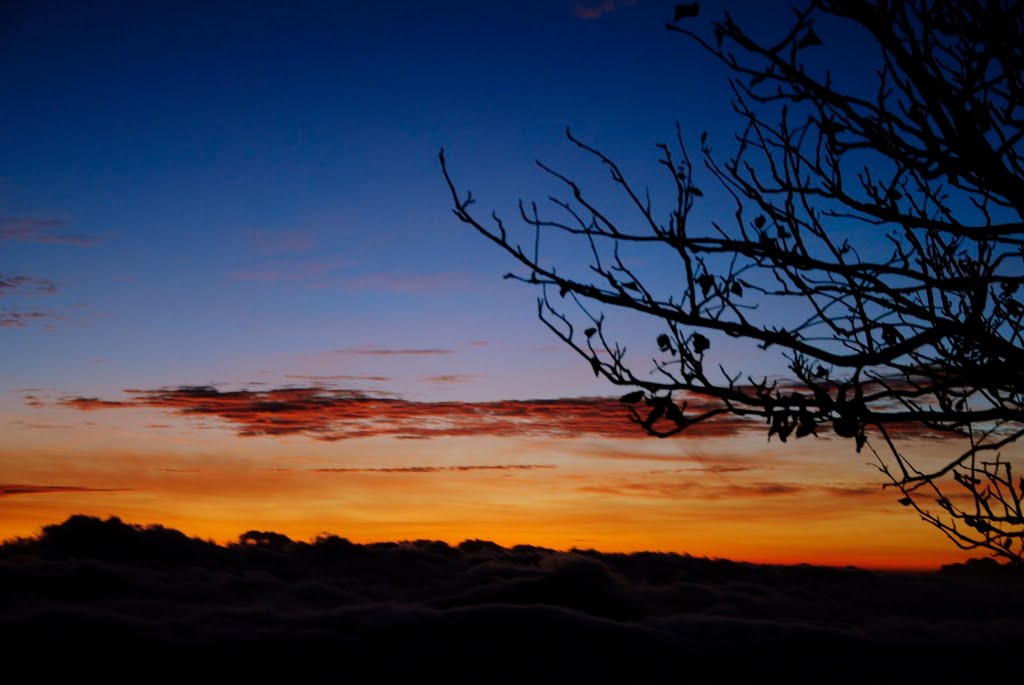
2, 516, 1020, 682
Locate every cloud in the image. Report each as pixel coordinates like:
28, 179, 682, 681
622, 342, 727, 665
0, 484, 127, 497
577, 480, 808, 500
312, 464, 556, 474
420, 374, 480, 384
56, 385, 755, 441
821, 483, 885, 498
0, 274, 57, 296
574, 0, 638, 20
334, 347, 454, 356
583, 447, 763, 471
0, 514, 1019, 680
649, 464, 759, 474
0, 310, 61, 328
60, 396, 131, 410
575, 479, 884, 501
284, 373, 393, 383
0, 217, 98, 246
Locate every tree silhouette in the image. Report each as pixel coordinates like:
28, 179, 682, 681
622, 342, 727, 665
440, 0, 1023, 564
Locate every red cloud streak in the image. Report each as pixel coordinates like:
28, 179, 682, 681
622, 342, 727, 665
0, 484, 128, 497
57, 385, 755, 441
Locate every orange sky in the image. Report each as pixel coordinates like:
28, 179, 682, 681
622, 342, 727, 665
2, 391, 981, 570
2, 0, 1001, 574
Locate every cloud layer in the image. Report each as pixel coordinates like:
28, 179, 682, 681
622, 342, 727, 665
0, 274, 57, 295
0, 484, 127, 497
0, 217, 98, 246
1, 515, 1019, 680
0, 310, 58, 328
58, 385, 753, 441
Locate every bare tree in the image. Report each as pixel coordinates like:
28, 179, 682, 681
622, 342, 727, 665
440, 0, 1024, 564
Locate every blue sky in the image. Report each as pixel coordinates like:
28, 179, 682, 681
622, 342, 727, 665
3, 0, 782, 401
3, 0, 960, 568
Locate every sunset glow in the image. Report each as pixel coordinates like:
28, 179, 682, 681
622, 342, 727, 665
1, 0, 984, 571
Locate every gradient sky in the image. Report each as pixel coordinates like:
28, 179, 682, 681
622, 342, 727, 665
1, 0, 981, 569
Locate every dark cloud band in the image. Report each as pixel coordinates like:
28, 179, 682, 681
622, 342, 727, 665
56, 385, 753, 441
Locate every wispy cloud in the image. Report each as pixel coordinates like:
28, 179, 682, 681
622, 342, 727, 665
576, 479, 870, 501
55, 385, 755, 441
0, 274, 57, 296
0, 484, 128, 497
574, 0, 638, 20
0, 274, 62, 329
284, 373, 392, 383
0, 217, 98, 246
583, 446, 762, 470
420, 374, 481, 384
60, 397, 131, 410
312, 464, 556, 474
335, 347, 454, 356
0, 310, 61, 328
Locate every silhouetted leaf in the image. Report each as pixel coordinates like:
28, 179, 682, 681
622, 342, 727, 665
665, 401, 686, 425
620, 390, 645, 404
897, 496, 913, 506
832, 413, 858, 438
697, 274, 715, 296
623, 281, 641, 292
673, 3, 699, 21
584, 327, 597, 338
657, 333, 673, 352
966, 516, 993, 533
590, 357, 601, 377
700, 131, 708, 144
855, 432, 867, 453
642, 403, 665, 429
798, 28, 823, 48
753, 214, 766, 228
730, 282, 743, 297
688, 186, 704, 197
503, 273, 515, 279
882, 325, 902, 346
692, 333, 710, 354
795, 416, 816, 438
559, 284, 569, 297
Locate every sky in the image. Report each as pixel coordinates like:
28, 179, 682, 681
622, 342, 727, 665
0, 0, 982, 569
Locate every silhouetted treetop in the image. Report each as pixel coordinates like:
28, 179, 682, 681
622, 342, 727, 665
441, 0, 1024, 563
